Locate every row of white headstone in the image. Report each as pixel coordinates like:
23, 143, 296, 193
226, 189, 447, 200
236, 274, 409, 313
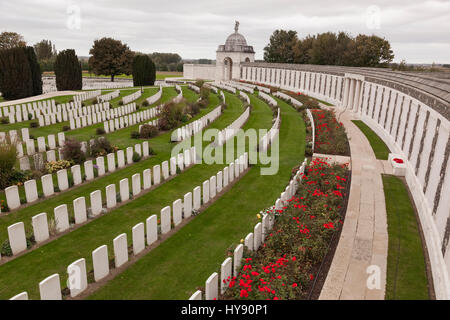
73, 90, 102, 102
19, 132, 66, 157
69, 102, 136, 130
146, 86, 163, 105
240, 91, 251, 105
190, 158, 308, 300
122, 90, 142, 105
305, 109, 316, 153
7, 148, 200, 300
103, 106, 160, 134
212, 82, 236, 94
226, 81, 253, 94
171, 105, 222, 142
9, 150, 248, 300
173, 85, 184, 103
274, 91, 303, 108
230, 80, 257, 91
258, 91, 277, 107
258, 108, 280, 152
204, 83, 218, 94
68, 102, 110, 118
5, 140, 151, 212
215, 107, 251, 147
97, 90, 120, 103
188, 84, 200, 94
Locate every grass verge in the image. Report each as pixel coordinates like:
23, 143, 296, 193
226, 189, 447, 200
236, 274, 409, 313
352, 120, 390, 160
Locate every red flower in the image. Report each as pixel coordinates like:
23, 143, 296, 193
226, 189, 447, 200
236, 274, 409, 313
393, 158, 404, 164
240, 289, 248, 298
292, 283, 298, 288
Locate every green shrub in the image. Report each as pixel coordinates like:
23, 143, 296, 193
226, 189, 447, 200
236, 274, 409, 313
118, 100, 124, 106
130, 131, 140, 139
158, 101, 185, 131
200, 86, 210, 100
96, 127, 106, 135
140, 124, 158, 139
132, 152, 142, 163
90, 137, 114, 157
142, 100, 149, 107
54, 49, 82, 91
62, 125, 70, 131
61, 139, 85, 164
28, 113, 32, 120
29, 121, 39, 128
0, 117, 9, 124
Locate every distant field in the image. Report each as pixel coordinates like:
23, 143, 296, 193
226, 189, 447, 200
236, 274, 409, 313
42, 71, 183, 80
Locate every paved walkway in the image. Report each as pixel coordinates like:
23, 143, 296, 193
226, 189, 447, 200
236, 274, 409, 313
319, 109, 390, 300
0, 91, 79, 107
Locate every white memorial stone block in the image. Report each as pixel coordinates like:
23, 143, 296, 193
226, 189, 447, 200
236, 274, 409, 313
245, 233, 254, 251
57, 169, 69, 191
193, 186, 201, 210
202, 180, 210, 204
205, 272, 218, 300
10, 292, 29, 300
7, 222, 27, 255
146, 215, 158, 245
24, 179, 38, 203
5, 185, 20, 210
54, 204, 69, 232
96, 157, 105, 176
162, 161, 169, 180
39, 274, 62, 300
233, 244, 244, 276
32, 212, 49, 243
229, 163, 234, 182
220, 257, 232, 294
126, 147, 133, 164
183, 192, 192, 219
189, 291, 202, 300
92, 245, 109, 282
223, 167, 229, 188
254, 223, 262, 250
71, 165, 82, 185
120, 178, 129, 202
209, 176, 216, 199
113, 233, 128, 268
67, 258, 88, 297
132, 173, 141, 196
160, 206, 171, 234
84, 160, 94, 181
41, 174, 54, 197
172, 199, 182, 226
73, 197, 87, 224
132, 223, 145, 255
143, 169, 151, 190
107, 153, 116, 172
106, 184, 117, 209
153, 165, 161, 185
170, 157, 177, 176
117, 150, 125, 168
90, 190, 102, 216
37, 137, 46, 153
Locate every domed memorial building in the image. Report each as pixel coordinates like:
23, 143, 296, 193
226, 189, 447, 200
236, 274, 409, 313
183, 21, 255, 81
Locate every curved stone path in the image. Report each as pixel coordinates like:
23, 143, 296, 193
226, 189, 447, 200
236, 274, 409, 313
319, 108, 391, 300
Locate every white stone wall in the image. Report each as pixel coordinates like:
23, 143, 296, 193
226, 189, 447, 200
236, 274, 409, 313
183, 64, 217, 80
240, 63, 450, 299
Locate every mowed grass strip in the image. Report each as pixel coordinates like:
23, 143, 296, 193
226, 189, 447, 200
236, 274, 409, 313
352, 120, 390, 160
88, 95, 305, 299
383, 175, 429, 300
0, 88, 207, 242
0, 91, 245, 300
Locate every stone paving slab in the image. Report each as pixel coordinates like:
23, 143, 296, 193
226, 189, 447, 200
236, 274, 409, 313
319, 109, 389, 300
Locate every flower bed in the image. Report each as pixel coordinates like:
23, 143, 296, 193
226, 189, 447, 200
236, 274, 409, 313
221, 158, 350, 300
310, 109, 350, 156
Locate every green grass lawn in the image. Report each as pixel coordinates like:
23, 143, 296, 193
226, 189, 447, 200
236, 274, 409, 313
383, 175, 429, 300
88, 95, 306, 299
0, 90, 249, 300
0, 87, 203, 237
352, 120, 390, 160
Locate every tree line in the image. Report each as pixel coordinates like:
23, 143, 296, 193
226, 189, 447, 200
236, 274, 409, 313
264, 30, 394, 67
0, 32, 165, 100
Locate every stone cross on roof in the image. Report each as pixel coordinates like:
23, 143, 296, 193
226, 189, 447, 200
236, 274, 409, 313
235, 21, 239, 33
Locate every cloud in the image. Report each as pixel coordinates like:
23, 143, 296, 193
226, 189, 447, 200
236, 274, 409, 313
0, 0, 449, 63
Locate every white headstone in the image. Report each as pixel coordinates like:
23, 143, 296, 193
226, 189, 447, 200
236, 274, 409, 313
24, 179, 38, 203
205, 272, 218, 300
160, 206, 171, 234
41, 174, 54, 197
202, 180, 210, 205
193, 186, 201, 210
73, 197, 87, 224
132, 223, 145, 255
90, 190, 102, 216
7, 222, 27, 255
153, 165, 161, 185
71, 165, 82, 185
220, 257, 232, 294
143, 169, 151, 190
146, 215, 158, 245
54, 204, 69, 233
132, 173, 141, 196
172, 199, 182, 226
57, 169, 69, 191
5, 185, 20, 210
183, 192, 192, 219
106, 184, 117, 209
233, 244, 244, 276
39, 274, 62, 300
92, 245, 109, 282
67, 258, 88, 297
113, 233, 128, 268
32, 212, 50, 243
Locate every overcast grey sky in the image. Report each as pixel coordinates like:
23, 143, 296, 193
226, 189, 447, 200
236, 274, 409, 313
1, 0, 449, 63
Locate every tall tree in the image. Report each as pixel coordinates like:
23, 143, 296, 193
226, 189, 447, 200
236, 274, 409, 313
132, 55, 156, 86
0, 47, 33, 99
0, 32, 26, 50
25, 46, 43, 96
54, 49, 82, 91
89, 37, 134, 82
149, 52, 182, 71
34, 39, 56, 61
263, 30, 299, 63
353, 35, 394, 67
309, 32, 338, 65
